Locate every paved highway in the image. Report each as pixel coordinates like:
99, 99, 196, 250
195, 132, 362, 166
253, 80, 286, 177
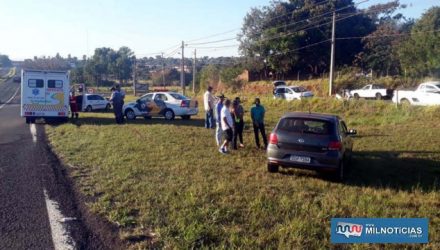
0, 70, 112, 249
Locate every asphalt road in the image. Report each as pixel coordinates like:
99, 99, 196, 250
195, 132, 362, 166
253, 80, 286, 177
0, 71, 112, 249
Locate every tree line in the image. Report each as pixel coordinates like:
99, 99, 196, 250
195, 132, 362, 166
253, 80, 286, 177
238, 0, 440, 79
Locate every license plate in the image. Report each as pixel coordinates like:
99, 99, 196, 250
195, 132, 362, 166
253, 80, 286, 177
290, 155, 311, 163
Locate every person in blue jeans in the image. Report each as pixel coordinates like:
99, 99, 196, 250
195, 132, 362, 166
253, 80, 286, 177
214, 94, 225, 146
250, 98, 268, 149
203, 86, 215, 128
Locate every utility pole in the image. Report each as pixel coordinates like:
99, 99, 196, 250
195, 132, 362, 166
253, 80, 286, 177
161, 52, 165, 87
180, 41, 185, 95
192, 49, 196, 93
133, 56, 137, 96
328, 11, 336, 97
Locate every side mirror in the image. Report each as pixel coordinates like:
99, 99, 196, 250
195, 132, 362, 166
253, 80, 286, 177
347, 129, 357, 135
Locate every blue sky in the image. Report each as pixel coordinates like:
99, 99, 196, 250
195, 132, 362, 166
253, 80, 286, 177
0, 0, 438, 60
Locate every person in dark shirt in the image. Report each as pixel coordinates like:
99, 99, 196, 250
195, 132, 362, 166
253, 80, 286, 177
110, 87, 124, 124
250, 98, 268, 149
231, 97, 244, 149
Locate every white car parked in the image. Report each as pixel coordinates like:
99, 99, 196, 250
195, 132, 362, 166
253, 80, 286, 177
392, 82, 440, 106
79, 94, 111, 112
349, 84, 393, 100
273, 85, 314, 100
123, 92, 198, 120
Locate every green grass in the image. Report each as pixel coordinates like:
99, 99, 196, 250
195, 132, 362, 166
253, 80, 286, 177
46, 96, 440, 249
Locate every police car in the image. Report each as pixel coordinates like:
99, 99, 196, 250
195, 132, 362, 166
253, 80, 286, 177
122, 92, 198, 120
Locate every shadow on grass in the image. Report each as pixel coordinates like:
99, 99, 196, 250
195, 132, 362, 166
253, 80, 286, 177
69, 116, 205, 128
279, 151, 440, 192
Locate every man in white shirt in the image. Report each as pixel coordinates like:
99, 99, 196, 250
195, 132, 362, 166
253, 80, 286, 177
219, 99, 233, 154
203, 86, 215, 129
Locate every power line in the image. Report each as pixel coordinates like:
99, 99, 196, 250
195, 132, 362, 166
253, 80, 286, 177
336, 29, 440, 40
186, 44, 240, 49
186, 37, 238, 46
272, 39, 331, 56
186, 29, 240, 43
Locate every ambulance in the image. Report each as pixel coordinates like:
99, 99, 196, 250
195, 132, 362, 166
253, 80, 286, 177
21, 69, 70, 123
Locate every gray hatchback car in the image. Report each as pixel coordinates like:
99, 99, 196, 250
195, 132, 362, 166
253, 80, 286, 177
267, 112, 356, 181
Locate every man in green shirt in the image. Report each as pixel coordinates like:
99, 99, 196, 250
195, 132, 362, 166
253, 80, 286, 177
250, 98, 268, 149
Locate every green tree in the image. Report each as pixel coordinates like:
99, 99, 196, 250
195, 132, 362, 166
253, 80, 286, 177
398, 7, 440, 77
0, 54, 12, 67
239, 0, 375, 77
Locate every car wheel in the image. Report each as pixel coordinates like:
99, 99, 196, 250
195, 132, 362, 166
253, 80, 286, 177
354, 93, 360, 100
105, 104, 111, 111
400, 98, 410, 106
267, 163, 279, 173
85, 105, 92, 112
181, 115, 191, 120
375, 93, 382, 100
125, 109, 136, 120
164, 109, 175, 120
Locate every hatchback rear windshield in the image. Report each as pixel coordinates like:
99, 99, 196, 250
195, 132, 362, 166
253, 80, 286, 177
277, 118, 333, 135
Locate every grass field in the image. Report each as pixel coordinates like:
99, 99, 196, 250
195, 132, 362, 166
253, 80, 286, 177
46, 95, 440, 249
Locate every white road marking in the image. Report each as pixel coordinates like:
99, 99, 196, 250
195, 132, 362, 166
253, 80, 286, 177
30, 123, 37, 143
44, 189, 77, 250
0, 85, 20, 110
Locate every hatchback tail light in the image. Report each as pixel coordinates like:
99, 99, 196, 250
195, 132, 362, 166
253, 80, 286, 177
269, 133, 278, 145
328, 141, 342, 151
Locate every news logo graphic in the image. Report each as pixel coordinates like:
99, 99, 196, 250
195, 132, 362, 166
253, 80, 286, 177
335, 222, 363, 238
331, 218, 428, 243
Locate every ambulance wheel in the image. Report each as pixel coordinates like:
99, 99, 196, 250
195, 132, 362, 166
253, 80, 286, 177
26, 117, 30, 124
85, 105, 93, 112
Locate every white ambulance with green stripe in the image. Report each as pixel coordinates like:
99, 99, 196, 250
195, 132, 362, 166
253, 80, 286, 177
21, 70, 70, 123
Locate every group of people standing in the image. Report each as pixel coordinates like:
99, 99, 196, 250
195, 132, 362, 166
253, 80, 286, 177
204, 86, 268, 154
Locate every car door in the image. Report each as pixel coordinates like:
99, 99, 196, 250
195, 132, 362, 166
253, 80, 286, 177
95, 95, 106, 109
86, 95, 96, 109
423, 85, 440, 105
338, 120, 352, 157
274, 87, 285, 99
363, 85, 373, 98
285, 88, 296, 100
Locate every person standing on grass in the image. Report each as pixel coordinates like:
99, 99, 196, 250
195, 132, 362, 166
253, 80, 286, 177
110, 87, 124, 124
220, 99, 234, 154
231, 97, 245, 149
251, 98, 268, 149
116, 84, 126, 123
203, 86, 215, 129
214, 94, 225, 146
69, 91, 79, 119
